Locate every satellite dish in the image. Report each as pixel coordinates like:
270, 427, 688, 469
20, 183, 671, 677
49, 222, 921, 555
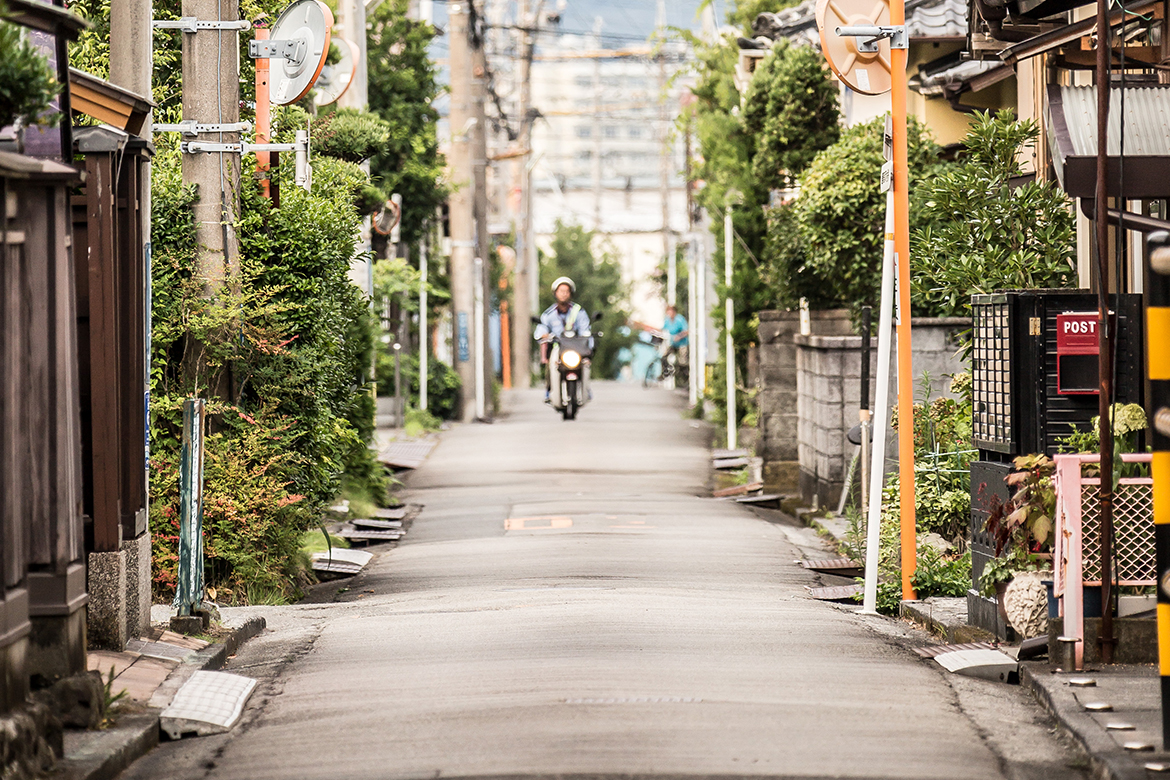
313, 36, 358, 107
269, 0, 334, 106
816, 0, 892, 96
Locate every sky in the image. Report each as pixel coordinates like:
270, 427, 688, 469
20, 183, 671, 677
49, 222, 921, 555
428, 0, 711, 99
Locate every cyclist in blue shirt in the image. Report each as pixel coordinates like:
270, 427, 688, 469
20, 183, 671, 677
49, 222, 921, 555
663, 304, 688, 367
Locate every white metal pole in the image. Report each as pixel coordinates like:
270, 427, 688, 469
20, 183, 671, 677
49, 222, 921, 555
724, 207, 736, 450
688, 236, 698, 406
696, 239, 706, 400
667, 234, 677, 307
861, 189, 896, 615
295, 130, 310, 191
420, 237, 429, 412
474, 255, 485, 419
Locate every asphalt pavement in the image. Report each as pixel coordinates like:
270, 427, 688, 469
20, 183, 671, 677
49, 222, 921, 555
118, 382, 1090, 780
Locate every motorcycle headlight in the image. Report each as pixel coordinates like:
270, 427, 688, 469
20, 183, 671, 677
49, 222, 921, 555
562, 350, 582, 368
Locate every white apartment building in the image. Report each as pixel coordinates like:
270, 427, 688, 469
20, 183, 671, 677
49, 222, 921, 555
529, 32, 693, 323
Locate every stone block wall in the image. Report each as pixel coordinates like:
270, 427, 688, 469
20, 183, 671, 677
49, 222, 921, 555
756, 310, 853, 493
758, 311, 968, 508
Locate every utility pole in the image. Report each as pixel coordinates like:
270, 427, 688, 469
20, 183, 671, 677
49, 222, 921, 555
337, 0, 373, 295
724, 199, 737, 450
657, 0, 673, 306
449, 2, 478, 421
512, 0, 537, 390
591, 16, 603, 232
109, 0, 153, 642
472, 31, 492, 419
182, 0, 241, 285
1094, 0, 1116, 663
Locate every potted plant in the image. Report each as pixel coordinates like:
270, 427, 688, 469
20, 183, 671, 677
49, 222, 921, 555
979, 454, 1055, 638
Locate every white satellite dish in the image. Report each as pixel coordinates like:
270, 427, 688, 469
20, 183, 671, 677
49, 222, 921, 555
313, 36, 358, 107
269, 0, 334, 106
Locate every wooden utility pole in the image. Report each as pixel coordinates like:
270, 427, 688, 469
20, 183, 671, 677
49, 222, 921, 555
449, 2, 478, 420
472, 33, 492, 419
657, 0, 673, 305
591, 16, 603, 231
512, 0, 536, 390
181, 0, 241, 286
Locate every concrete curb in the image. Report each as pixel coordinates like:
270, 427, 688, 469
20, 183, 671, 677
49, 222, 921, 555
1019, 663, 1149, 780
53, 616, 266, 780
900, 599, 997, 644
148, 616, 266, 710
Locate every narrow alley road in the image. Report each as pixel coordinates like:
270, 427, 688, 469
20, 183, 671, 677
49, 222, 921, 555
121, 383, 1087, 780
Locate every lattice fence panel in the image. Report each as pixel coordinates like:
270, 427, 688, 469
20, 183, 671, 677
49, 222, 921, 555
972, 301, 1012, 450
1079, 483, 1155, 585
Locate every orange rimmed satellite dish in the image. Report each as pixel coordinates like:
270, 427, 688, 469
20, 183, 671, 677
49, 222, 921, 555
816, 0, 892, 96
270, 0, 334, 105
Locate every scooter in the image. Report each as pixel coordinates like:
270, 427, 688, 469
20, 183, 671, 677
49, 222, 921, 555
535, 314, 600, 421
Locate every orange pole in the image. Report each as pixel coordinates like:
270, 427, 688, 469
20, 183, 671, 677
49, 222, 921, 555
255, 19, 271, 199
890, 0, 917, 599
500, 301, 512, 389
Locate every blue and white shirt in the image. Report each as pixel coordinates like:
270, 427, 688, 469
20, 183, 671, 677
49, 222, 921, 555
536, 302, 591, 339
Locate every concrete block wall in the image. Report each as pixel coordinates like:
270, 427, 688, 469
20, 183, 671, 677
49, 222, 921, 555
756, 310, 853, 493
758, 311, 969, 508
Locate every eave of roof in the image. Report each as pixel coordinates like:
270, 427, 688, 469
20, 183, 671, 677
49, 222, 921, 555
1047, 84, 1170, 199
998, 0, 1161, 64
68, 68, 156, 136
2, 0, 87, 39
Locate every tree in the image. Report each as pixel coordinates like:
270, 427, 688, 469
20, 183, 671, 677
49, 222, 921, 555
366, 0, 447, 248
911, 111, 1077, 317
539, 221, 633, 379
742, 42, 840, 191
790, 115, 945, 312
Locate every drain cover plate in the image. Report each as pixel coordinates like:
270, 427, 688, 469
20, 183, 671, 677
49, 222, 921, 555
160, 671, 257, 739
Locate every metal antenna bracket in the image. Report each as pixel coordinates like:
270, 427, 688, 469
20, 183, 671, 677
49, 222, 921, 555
152, 17, 252, 33
834, 24, 908, 51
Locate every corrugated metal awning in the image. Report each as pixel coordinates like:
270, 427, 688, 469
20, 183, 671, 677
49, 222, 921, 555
1046, 84, 1170, 200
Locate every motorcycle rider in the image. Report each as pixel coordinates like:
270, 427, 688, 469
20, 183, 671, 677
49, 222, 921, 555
535, 276, 592, 401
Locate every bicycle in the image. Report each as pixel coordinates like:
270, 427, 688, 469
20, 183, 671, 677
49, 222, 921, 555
642, 334, 688, 389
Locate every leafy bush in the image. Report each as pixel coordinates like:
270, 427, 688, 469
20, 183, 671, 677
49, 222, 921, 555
911, 111, 1077, 317
376, 351, 462, 421
742, 41, 839, 190
791, 115, 944, 313
148, 120, 385, 602
0, 20, 60, 129
311, 108, 392, 162
853, 372, 977, 613
150, 399, 315, 604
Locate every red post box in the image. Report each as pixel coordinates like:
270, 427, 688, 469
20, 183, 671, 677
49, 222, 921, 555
1056, 311, 1101, 394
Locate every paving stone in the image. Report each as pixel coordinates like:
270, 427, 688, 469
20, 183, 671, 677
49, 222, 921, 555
112, 656, 179, 703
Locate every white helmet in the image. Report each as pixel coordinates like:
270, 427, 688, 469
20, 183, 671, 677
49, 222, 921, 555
551, 276, 575, 294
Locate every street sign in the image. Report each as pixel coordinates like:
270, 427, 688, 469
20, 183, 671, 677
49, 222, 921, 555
880, 160, 892, 193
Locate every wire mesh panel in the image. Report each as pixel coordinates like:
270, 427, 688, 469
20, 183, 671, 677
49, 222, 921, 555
1078, 482, 1155, 585
972, 296, 1013, 452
